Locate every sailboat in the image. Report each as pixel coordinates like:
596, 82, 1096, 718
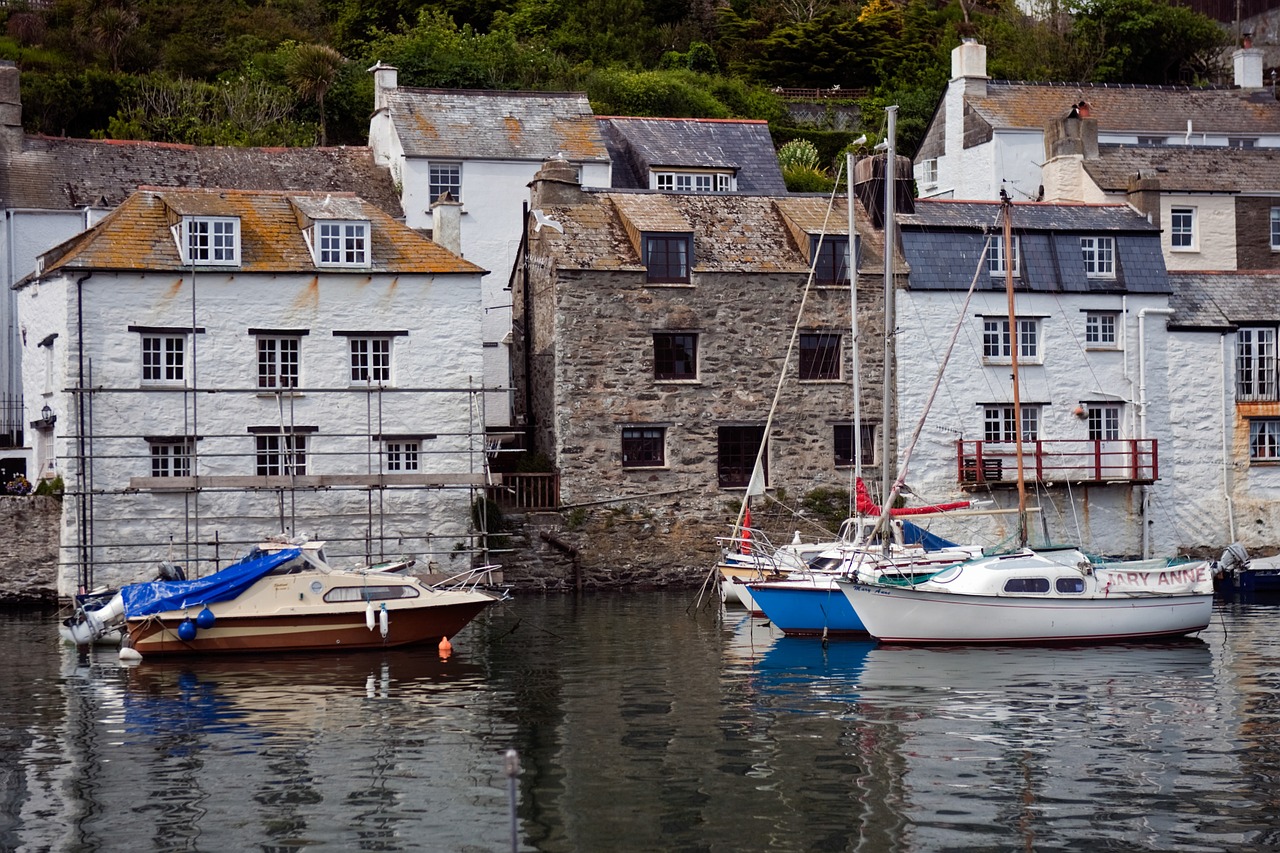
836, 191, 1215, 644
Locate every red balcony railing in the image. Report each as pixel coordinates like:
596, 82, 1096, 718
956, 439, 1158, 487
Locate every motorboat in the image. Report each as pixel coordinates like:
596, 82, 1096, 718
62, 537, 503, 657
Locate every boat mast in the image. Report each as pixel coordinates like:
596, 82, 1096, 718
881, 106, 897, 515
1000, 189, 1028, 547
846, 136, 866, 513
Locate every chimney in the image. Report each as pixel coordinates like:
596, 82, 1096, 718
528, 154, 582, 208
0, 61, 22, 155
853, 153, 915, 229
1044, 109, 1098, 160
1233, 39, 1264, 89
1126, 173, 1162, 224
367, 61, 399, 112
430, 191, 463, 256
951, 39, 988, 99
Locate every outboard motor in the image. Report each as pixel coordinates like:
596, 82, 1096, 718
157, 561, 186, 582
1214, 542, 1250, 581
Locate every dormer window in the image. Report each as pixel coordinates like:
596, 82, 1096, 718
987, 235, 1020, 277
653, 170, 733, 193
182, 216, 240, 266
643, 233, 692, 283
811, 235, 851, 285
315, 220, 369, 267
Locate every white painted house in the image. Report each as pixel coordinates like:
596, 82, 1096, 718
915, 40, 1280, 205
367, 64, 613, 428
894, 198, 1185, 559
17, 187, 487, 595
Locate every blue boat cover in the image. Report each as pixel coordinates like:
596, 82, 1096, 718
899, 521, 958, 553
121, 548, 302, 617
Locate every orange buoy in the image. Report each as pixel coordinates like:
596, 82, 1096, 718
438, 635, 452, 659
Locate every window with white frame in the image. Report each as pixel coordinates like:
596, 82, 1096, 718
349, 336, 392, 384
1170, 207, 1196, 250
1137, 136, 1166, 146
1080, 236, 1115, 278
653, 171, 733, 193
149, 438, 194, 477
1271, 207, 1280, 251
1230, 137, 1258, 149
1087, 405, 1121, 441
982, 317, 1040, 362
384, 440, 420, 472
920, 158, 938, 187
429, 163, 461, 201
255, 433, 307, 476
1085, 312, 1118, 348
256, 336, 300, 389
1250, 419, 1280, 461
983, 405, 1040, 442
1237, 327, 1278, 401
316, 221, 369, 267
140, 334, 186, 384
986, 235, 1020, 276
182, 216, 240, 265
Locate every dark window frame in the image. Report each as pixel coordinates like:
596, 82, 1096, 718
653, 333, 698, 380
834, 423, 877, 467
718, 425, 766, 488
810, 235, 851, 285
799, 332, 841, 380
621, 426, 666, 468
643, 233, 692, 283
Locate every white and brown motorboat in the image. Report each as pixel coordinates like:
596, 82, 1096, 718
64, 538, 503, 657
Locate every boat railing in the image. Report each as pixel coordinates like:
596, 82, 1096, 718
428, 563, 509, 594
715, 528, 805, 576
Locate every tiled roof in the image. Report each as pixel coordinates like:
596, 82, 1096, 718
36, 187, 483, 277
899, 199, 1168, 294
532, 189, 888, 275
1082, 144, 1280, 192
597, 117, 788, 193
969, 81, 1280, 135
1169, 271, 1280, 329
387, 89, 610, 162
1, 137, 404, 215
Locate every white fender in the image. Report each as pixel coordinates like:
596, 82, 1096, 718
366, 601, 376, 631
379, 603, 389, 639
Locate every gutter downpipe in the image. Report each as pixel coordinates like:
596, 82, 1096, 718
1137, 306, 1174, 559
1221, 333, 1237, 542
75, 271, 92, 592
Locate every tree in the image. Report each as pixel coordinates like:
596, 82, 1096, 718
286, 43, 345, 145
1069, 0, 1227, 84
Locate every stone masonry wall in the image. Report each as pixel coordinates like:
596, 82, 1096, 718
0, 495, 61, 604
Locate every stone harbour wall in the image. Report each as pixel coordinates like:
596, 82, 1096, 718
0, 496, 61, 604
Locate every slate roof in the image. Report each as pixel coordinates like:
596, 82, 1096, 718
32, 187, 483, 279
386, 88, 610, 163
969, 81, 1280, 135
1168, 271, 1280, 330
1082, 144, 1280, 193
597, 117, 788, 193
2, 137, 404, 216
532, 189, 887, 276
899, 199, 1169, 294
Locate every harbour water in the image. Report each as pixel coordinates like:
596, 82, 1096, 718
3, 591, 1279, 852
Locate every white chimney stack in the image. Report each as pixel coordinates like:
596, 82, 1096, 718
431, 192, 463, 257
951, 39, 988, 99
1234, 42, 1263, 89
368, 61, 399, 112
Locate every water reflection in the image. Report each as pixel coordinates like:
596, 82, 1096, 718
9, 598, 1280, 851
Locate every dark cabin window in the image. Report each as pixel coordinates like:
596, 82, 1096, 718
1004, 577, 1050, 594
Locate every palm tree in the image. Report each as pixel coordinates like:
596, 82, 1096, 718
286, 44, 345, 146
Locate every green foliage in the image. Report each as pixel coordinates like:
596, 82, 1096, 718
34, 475, 64, 500
587, 68, 732, 118
472, 495, 506, 532
106, 75, 314, 146
800, 486, 849, 536
777, 138, 820, 171
1069, 0, 1228, 84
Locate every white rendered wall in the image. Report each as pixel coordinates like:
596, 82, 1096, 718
399, 156, 611, 427
19, 268, 486, 594
894, 287, 1180, 558
1160, 195, 1237, 270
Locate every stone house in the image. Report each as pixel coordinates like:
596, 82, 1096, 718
508, 156, 900, 576
915, 40, 1280, 206
0, 61, 403, 488
893, 198, 1184, 559
16, 187, 486, 595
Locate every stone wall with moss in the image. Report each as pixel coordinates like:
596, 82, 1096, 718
0, 495, 61, 604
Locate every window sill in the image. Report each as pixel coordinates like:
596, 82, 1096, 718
1169, 247, 1199, 253
982, 359, 1044, 367
140, 382, 188, 389
799, 378, 844, 384
623, 465, 669, 472
645, 281, 694, 288
655, 379, 700, 385
1083, 345, 1120, 352
257, 390, 304, 397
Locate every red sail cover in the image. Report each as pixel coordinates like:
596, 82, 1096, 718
855, 478, 972, 516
